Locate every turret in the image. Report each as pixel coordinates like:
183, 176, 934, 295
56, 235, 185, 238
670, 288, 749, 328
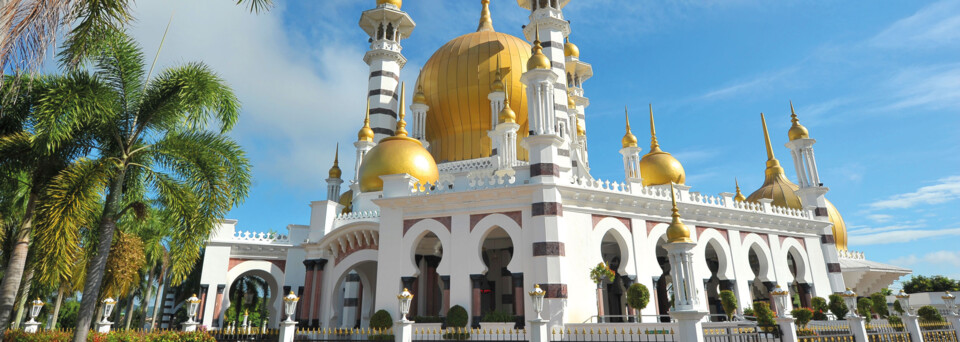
410, 81, 429, 148
360, 0, 416, 141
353, 99, 377, 184
620, 107, 642, 183
326, 144, 343, 201
489, 88, 520, 170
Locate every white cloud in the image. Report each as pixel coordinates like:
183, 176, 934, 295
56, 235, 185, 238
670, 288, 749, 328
868, 175, 960, 210
890, 250, 960, 267
881, 63, 960, 111
869, 0, 960, 50
698, 67, 797, 100
866, 214, 893, 223
850, 227, 960, 246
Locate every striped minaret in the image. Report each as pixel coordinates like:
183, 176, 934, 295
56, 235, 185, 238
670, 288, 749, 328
359, 1, 416, 142
520, 0, 572, 143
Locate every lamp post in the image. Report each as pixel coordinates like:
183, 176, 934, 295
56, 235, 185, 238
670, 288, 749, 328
842, 288, 858, 319
529, 284, 545, 320
943, 291, 957, 315
770, 285, 792, 318
395, 288, 416, 342
182, 294, 202, 332
896, 290, 912, 315
24, 298, 44, 333
283, 291, 300, 322
397, 288, 414, 322
97, 297, 116, 333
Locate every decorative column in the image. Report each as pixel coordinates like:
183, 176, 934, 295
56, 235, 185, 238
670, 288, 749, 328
489, 88, 520, 170
311, 259, 328, 327
300, 260, 316, 325
410, 83, 429, 148
620, 276, 637, 322
360, 1, 415, 141
341, 273, 361, 328
470, 274, 484, 328
771, 286, 799, 342
326, 146, 343, 201
213, 285, 226, 327
620, 107, 642, 185
440, 276, 451, 316
663, 184, 707, 342
197, 285, 209, 323
512, 273, 525, 321
565, 35, 593, 175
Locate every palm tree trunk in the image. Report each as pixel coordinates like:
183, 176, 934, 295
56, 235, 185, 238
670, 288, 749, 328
11, 266, 35, 328
0, 191, 37, 330
137, 272, 154, 329
150, 268, 166, 330
48, 285, 66, 329
124, 294, 135, 330
72, 171, 126, 342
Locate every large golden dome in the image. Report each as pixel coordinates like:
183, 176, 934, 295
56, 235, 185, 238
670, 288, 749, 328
359, 86, 439, 192
639, 106, 686, 186
417, 5, 531, 163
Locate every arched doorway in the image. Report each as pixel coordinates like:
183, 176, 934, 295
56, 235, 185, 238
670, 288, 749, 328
703, 243, 723, 320
479, 227, 515, 318
600, 230, 628, 322
747, 245, 772, 307
331, 261, 378, 328
786, 248, 811, 308
222, 268, 281, 329
654, 237, 672, 323
408, 232, 444, 319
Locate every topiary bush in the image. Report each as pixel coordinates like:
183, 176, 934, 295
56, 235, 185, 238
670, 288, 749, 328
627, 283, 651, 319
481, 310, 515, 322
752, 302, 776, 329
829, 294, 848, 319
371, 309, 394, 329
870, 292, 889, 318
918, 305, 944, 322
858, 298, 874, 323
887, 315, 904, 331
792, 307, 814, 328
811, 297, 829, 321
893, 300, 905, 316
719, 290, 738, 321
446, 305, 469, 328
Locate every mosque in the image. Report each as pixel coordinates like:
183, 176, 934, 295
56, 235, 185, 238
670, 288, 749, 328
189, 0, 910, 330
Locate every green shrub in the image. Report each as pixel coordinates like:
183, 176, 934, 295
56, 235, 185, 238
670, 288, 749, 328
446, 305, 469, 328
829, 294, 848, 319
870, 293, 889, 318
917, 305, 944, 322
893, 300, 904, 315
480, 310, 515, 323
627, 283, 651, 315
811, 297, 829, 320
743, 307, 755, 317
412, 315, 444, 323
792, 307, 814, 328
719, 290, 738, 321
1, 330, 217, 342
858, 298, 874, 323
888, 315, 904, 331
589, 262, 615, 284
752, 302, 776, 329
371, 309, 394, 329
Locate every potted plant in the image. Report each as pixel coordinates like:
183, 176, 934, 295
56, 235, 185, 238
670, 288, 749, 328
589, 262, 615, 322
792, 307, 816, 336
479, 310, 516, 332
626, 283, 650, 322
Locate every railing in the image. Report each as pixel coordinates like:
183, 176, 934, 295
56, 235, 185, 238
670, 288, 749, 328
412, 327, 526, 341
703, 323, 783, 342
920, 321, 958, 342
550, 325, 677, 341
800, 321, 856, 341
866, 320, 911, 342
294, 327, 394, 341
209, 328, 279, 342
579, 315, 674, 324
334, 210, 380, 223
226, 230, 290, 244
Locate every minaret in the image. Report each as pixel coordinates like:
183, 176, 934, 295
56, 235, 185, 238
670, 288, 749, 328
360, 0, 415, 141
410, 80, 429, 148
663, 183, 708, 342
569, 96, 590, 178
326, 144, 343, 201
520, 0, 572, 140
565, 35, 593, 152
354, 99, 376, 183
783, 103, 845, 293
488, 55, 508, 130
620, 107, 642, 183
489, 88, 520, 170
521, 27, 559, 137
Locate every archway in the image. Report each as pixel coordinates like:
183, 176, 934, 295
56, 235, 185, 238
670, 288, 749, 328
703, 243, 723, 320
479, 227, 515, 317
747, 244, 772, 307
599, 230, 628, 322
221, 266, 281, 329
786, 247, 812, 308
409, 232, 444, 319
654, 237, 672, 322
330, 261, 378, 328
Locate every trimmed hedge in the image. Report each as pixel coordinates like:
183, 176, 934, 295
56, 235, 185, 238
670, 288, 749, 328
446, 305, 469, 328
371, 309, 394, 329
480, 310, 515, 323
2, 330, 215, 342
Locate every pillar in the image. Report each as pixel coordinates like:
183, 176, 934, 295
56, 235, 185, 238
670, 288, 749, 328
512, 273, 525, 319
902, 314, 924, 342
470, 274, 484, 327
213, 285, 225, 327
847, 317, 869, 342
197, 284, 209, 323
359, 2, 416, 141
300, 260, 315, 325
440, 276, 451, 316
311, 259, 328, 327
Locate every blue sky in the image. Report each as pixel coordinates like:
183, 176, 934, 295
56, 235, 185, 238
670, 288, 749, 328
126, 0, 960, 284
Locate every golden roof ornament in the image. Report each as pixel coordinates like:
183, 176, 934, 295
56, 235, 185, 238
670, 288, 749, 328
621, 106, 638, 148
477, 0, 494, 32
498, 87, 517, 124
787, 101, 810, 141
491, 55, 505, 92
576, 118, 586, 136
395, 84, 409, 137
376, 0, 401, 9
358, 98, 375, 142
527, 25, 551, 70
745, 113, 802, 208
666, 183, 692, 243
413, 72, 427, 104
564, 36, 580, 58
568, 95, 577, 110
329, 143, 342, 179
638, 104, 686, 186
734, 178, 746, 202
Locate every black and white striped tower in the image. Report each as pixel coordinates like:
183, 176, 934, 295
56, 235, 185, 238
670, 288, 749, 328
520, 0, 572, 145
359, 1, 415, 142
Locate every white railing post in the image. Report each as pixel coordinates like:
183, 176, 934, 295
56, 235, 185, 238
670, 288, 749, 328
902, 314, 924, 342
777, 317, 799, 342
846, 317, 869, 342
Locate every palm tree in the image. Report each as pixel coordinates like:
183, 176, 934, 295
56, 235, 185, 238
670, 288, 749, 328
0, 0, 273, 74
32, 30, 251, 342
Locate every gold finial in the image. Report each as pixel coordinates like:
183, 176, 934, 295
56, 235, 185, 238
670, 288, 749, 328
358, 98, 375, 142
498, 86, 517, 124
787, 100, 810, 140
734, 178, 746, 202
621, 106, 637, 148
329, 143, 342, 179
760, 113, 785, 175
527, 24, 551, 70
649, 103, 661, 152
413, 71, 427, 104
395, 82, 409, 137
492, 54, 505, 91
477, 0, 494, 32
666, 183, 692, 243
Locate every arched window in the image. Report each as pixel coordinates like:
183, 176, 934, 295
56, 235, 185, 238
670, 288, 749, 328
386, 23, 395, 40
377, 24, 384, 40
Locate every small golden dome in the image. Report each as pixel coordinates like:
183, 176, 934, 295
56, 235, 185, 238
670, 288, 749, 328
527, 28, 551, 70
498, 89, 517, 124
328, 144, 342, 179
734, 179, 746, 202
576, 119, 586, 136
621, 107, 638, 148
413, 83, 427, 104
564, 37, 580, 58
338, 190, 353, 214
826, 199, 848, 250
358, 99, 375, 142
788, 101, 809, 141
666, 184, 692, 243
639, 105, 685, 186
359, 84, 439, 192
568, 96, 576, 109
376, 0, 401, 9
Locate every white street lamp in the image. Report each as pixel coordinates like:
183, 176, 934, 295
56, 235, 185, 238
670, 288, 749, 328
186, 294, 201, 323
28, 298, 44, 323
283, 291, 300, 322
397, 288, 413, 322
101, 298, 117, 323
943, 291, 956, 315
842, 288, 858, 318
896, 290, 912, 315
529, 284, 545, 320
770, 285, 792, 318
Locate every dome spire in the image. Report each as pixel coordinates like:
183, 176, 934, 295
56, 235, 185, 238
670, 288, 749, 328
498, 86, 517, 124
761, 113, 780, 165
358, 98, 375, 142
477, 0, 494, 32
649, 103, 662, 152
621, 106, 638, 148
734, 178, 746, 202
666, 183, 692, 243
491, 54, 505, 91
787, 100, 810, 140
527, 24, 551, 70
395, 82, 409, 137
329, 143, 342, 179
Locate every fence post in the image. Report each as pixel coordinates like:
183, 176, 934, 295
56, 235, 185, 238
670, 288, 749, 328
528, 318, 549, 342
395, 320, 413, 342
846, 317, 868, 342
901, 314, 923, 342
279, 320, 297, 342
947, 314, 960, 340
776, 317, 798, 342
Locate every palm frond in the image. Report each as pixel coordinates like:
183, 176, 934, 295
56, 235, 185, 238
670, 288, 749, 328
235, 0, 274, 13
0, 0, 73, 73
32, 71, 117, 153
137, 62, 240, 134
58, 0, 135, 69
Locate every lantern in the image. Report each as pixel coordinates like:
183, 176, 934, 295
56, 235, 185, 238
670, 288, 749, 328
529, 284, 546, 320
943, 291, 956, 315
842, 288, 857, 318
283, 291, 300, 322
397, 288, 414, 322
29, 298, 44, 323
101, 297, 117, 323
896, 290, 912, 315
185, 294, 201, 323
770, 285, 792, 318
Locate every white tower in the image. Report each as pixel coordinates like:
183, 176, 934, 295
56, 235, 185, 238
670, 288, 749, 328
565, 35, 593, 177
520, 0, 573, 149
326, 145, 343, 201
410, 82, 429, 148
522, 30, 559, 137
664, 184, 707, 342
360, 1, 415, 142
619, 107, 642, 183
354, 100, 377, 184
489, 89, 520, 170
783, 102, 845, 292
